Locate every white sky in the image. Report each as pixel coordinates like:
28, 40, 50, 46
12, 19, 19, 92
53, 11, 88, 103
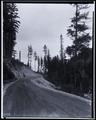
14, 3, 94, 64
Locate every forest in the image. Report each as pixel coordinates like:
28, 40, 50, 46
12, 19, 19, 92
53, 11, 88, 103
3, 3, 93, 96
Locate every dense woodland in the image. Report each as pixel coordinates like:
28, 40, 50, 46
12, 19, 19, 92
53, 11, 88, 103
3, 3, 93, 96
3, 3, 20, 59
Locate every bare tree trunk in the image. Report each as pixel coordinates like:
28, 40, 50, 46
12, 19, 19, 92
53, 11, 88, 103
75, 4, 78, 57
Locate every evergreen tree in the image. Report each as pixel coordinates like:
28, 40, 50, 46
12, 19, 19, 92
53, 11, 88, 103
43, 44, 48, 73
40, 57, 43, 72
66, 4, 92, 93
37, 56, 40, 72
46, 49, 51, 76
43, 44, 47, 58
19, 51, 21, 61
27, 45, 33, 68
34, 51, 37, 71
60, 34, 64, 61
92, 11, 94, 42
47, 49, 51, 63
66, 4, 91, 57
3, 3, 20, 59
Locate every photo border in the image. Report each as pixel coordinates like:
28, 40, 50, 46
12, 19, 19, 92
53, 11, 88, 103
1, 0, 95, 119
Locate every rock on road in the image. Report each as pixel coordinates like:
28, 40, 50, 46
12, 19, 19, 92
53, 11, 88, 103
3, 75, 91, 118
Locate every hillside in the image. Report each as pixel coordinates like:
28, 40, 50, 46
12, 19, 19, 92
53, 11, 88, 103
3, 59, 56, 89
3, 59, 91, 118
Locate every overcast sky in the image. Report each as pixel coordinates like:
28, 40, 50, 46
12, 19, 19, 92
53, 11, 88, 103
14, 3, 94, 64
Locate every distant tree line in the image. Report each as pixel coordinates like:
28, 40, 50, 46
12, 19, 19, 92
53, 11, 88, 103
27, 45, 43, 72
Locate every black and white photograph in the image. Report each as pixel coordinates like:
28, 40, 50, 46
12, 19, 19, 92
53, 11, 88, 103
1, 0, 95, 119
